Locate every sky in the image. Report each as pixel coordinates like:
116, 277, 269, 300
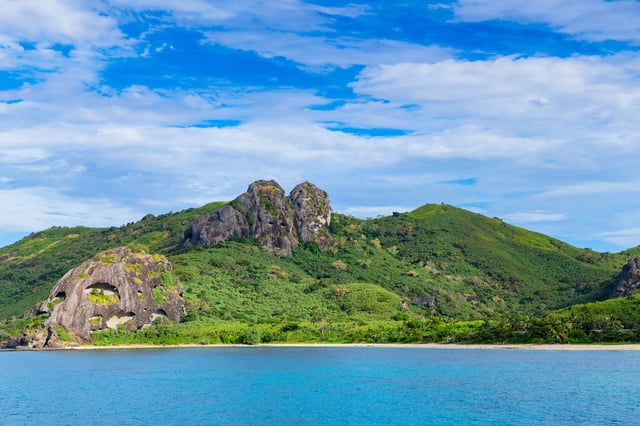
1, 0, 640, 252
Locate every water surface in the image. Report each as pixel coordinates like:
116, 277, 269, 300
1, 347, 638, 425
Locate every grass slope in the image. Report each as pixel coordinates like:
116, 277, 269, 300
363, 205, 623, 314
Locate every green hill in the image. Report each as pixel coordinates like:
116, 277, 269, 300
0, 196, 633, 345
367, 205, 623, 314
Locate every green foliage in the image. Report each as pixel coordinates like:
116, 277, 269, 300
90, 321, 253, 346
243, 327, 263, 345
87, 289, 119, 305
99, 253, 118, 265
331, 259, 347, 271
160, 271, 178, 288
0, 315, 46, 343
338, 283, 402, 317
75, 269, 89, 280
47, 296, 64, 309
54, 325, 74, 342
152, 287, 167, 304
359, 205, 622, 315
126, 263, 142, 274
89, 315, 102, 326
546, 295, 640, 342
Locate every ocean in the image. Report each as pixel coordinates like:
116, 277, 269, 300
1, 346, 638, 425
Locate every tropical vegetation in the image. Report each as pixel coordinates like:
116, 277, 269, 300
1, 200, 638, 346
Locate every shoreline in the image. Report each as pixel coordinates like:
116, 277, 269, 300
6, 342, 640, 351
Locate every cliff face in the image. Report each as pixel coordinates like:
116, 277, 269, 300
35, 247, 184, 345
185, 180, 332, 256
610, 257, 640, 297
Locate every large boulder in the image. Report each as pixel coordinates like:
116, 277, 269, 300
37, 247, 184, 343
185, 180, 332, 256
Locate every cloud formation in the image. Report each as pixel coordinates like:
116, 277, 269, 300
0, 0, 124, 47
503, 212, 568, 223
1, 0, 639, 252
453, 0, 640, 43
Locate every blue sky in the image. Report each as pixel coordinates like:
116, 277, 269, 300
1, 0, 640, 252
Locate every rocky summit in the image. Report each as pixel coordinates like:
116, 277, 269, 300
185, 180, 332, 256
33, 247, 184, 346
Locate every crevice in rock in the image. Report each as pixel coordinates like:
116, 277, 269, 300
85, 282, 118, 296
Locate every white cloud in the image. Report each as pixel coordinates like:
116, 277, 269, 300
503, 211, 568, 223
0, 147, 50, 164
205, 31, 453, 68
428, 3, 452, 11
0, 1, 135, 127
0, 120, 401, 175
108, 0, 233, 21
598, 228, 640, 248
109, 1, 448, 68
0, 0, 125, 48
108, 0, 366, 32
0, 36, 67, 71
1, 0, 639, 253
401, 126, 553, 161
349, 55, 640, 165
0, 187, 143, 233
540, 181, 640, 198
353, 55, 640, 124
1, 77, 336, 130
453, 0, 640, 43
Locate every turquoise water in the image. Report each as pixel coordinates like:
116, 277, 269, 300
1, 347, 639, 425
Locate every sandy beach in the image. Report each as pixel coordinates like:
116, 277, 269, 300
35, 342, 640, 351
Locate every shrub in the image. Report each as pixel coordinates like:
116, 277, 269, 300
331, 260, 347, 271
243, 327, 263, 345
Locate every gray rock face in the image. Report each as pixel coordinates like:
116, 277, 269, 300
290, 182, 332, 248
188, 204, 250, 246
611, 257, 640, 297
185, 180, 332, 256
38, 247, 184, 342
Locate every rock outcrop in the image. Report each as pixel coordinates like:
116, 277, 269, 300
290, 182, 333, 248
36, 247, 184, 344
185, 180, 332, 256
610, 257, 640, 297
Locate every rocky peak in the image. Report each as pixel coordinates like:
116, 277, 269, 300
610, 257, 640, 298
34, 247, 184, 346
185, 180, 332, 256
236, 180, 298, 255
290, 182, 332, 247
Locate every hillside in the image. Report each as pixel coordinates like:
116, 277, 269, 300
366, 205, 623, 313
0, 203, 626, 320
0, 181, 630, 342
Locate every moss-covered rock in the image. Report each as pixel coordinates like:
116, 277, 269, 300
36, 247, 184, 344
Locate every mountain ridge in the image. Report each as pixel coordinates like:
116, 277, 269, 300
1, 180, 637, 345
